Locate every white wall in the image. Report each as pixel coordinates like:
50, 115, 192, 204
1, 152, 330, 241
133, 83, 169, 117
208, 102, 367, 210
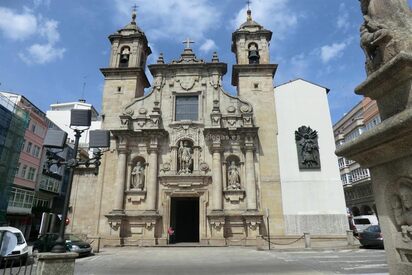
46, 102, 101, 146
274, 79, 347, 234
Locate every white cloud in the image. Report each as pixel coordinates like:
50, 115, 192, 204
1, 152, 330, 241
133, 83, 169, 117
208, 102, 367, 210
336, 3, 349, 31
320, 42, 347, 63
19, 43, 65, 64
199, 39, 217, 53
113, 0, 220, 42
231, 0, 298, 39
33, 0, 51, 8
0, 7, 38, 40
0, 7, 65, 65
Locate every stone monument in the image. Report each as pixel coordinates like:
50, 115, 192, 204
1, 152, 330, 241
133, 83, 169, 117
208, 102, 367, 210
337, 1, 412, 274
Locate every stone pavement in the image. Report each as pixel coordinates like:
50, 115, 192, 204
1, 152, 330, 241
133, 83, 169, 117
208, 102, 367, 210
74, 246, 388, 275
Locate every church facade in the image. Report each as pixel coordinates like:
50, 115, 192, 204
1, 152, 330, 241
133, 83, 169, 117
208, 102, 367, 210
68, 9, 347, 246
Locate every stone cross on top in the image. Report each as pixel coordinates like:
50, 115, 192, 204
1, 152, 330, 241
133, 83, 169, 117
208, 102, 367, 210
183, 38, 194, 49
246, 0, 251, 9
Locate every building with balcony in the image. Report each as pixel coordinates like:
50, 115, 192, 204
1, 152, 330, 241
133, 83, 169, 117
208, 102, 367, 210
0, 94, 29, 225
333, 98, 381, 216
1, 92, 48, 238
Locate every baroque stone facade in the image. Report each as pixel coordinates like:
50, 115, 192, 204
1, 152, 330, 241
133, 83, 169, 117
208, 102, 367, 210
69, 8, 346, 247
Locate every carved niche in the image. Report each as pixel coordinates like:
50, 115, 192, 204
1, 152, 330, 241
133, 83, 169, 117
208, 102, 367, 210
130, 157, 146, 190
295, 126, 321, 169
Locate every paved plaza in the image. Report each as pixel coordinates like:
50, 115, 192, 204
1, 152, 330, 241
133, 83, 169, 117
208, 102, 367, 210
74, 247, 388, 275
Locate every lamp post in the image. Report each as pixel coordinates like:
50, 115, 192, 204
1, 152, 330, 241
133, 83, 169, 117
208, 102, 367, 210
43, 109, 109, 253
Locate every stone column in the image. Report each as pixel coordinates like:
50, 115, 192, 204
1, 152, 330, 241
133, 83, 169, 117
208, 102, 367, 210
147, 138, 158, 211
212, 144, 223, 210
245, 137, 257, 210
336, 3, 412, 270
113, 148, 127, 212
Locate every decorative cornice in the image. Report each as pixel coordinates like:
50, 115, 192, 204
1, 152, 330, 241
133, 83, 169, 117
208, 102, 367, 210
100, 67, 150, 88
232, 64, 278, 86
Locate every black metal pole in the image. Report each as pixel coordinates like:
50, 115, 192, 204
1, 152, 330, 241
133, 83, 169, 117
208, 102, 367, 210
267, 213, 271, 250
51, 129, 82, 253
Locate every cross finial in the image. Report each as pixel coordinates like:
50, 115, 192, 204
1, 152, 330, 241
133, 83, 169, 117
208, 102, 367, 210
246, 0, 252, 10
183, 38, 194, 49
131, 4, 138, 22
246, 0, 252, 21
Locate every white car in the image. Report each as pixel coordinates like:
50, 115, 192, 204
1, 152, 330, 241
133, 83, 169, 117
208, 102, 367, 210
352, 215, 379, 234
0, 226, 29, 263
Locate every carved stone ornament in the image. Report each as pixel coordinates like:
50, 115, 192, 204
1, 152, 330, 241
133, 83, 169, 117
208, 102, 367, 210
176, 76, 198, 91
199, 161, 209, 173
359, 0, 412, 75
138, 108, 147, 115
390, 177, 412, 242
109, 221, 121, 231
295, 126, 321, 169
224, 190, 245, 203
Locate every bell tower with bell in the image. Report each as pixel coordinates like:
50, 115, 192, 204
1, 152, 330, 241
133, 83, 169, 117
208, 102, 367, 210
231, 5, 285, 234
100, 6, 151, 129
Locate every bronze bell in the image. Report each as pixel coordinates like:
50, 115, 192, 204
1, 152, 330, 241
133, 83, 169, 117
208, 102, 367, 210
120, 54, 129, 63
248, 50, 260, 64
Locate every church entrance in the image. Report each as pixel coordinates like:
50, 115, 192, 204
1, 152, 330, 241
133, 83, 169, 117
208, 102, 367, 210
170, 197, 199, 243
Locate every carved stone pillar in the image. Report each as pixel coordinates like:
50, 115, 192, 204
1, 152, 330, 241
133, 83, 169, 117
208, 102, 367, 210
147, 137, 158, 211
113, 148, 128, 212
212, 143, 223, 210
170, 146, 178, 173
193, 146, 200, 172
244, 136, 257, 210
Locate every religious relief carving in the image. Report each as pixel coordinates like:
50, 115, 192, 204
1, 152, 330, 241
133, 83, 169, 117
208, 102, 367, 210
130, 161, 145, 190
390, 177, 412, 242
178, 140, 193, 174
295, 126, 321, 169
359, 0, 412, 75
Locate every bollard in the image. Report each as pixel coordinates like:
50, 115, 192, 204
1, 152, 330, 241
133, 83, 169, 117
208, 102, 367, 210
95, 237, 101, 253
346, 230, 354, 246
304, 232, 311, 248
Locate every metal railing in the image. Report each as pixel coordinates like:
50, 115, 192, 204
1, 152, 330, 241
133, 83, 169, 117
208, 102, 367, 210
0, 253, 36, 275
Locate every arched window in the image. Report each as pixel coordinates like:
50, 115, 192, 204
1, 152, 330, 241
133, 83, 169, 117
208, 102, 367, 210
119, 46, 130, 68
248, 43, 260, 64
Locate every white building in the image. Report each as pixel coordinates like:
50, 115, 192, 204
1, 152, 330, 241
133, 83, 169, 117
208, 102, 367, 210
274, 79, 347, 235
46, 100, 101, 147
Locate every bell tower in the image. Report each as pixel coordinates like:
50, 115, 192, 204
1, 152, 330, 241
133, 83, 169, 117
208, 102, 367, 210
231, 8, 285, 234
100, 8, 151, 129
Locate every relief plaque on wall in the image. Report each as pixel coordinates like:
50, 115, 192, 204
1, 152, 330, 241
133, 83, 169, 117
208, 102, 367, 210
295, 126, 321, 170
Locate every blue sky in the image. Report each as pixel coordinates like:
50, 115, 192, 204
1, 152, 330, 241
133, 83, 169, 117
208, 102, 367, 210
0, 0, 410, 123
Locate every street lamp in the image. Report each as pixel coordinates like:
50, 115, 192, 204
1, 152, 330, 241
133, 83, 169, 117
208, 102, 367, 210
43, 109, 109, 253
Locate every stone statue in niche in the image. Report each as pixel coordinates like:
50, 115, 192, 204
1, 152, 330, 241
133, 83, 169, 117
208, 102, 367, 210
295, 126, 321, 169
227, 161, 241, 190
178, 141, 193, 174
359, 0, 412, 75
391, 181, 412, 241
131, 161, 145, 190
